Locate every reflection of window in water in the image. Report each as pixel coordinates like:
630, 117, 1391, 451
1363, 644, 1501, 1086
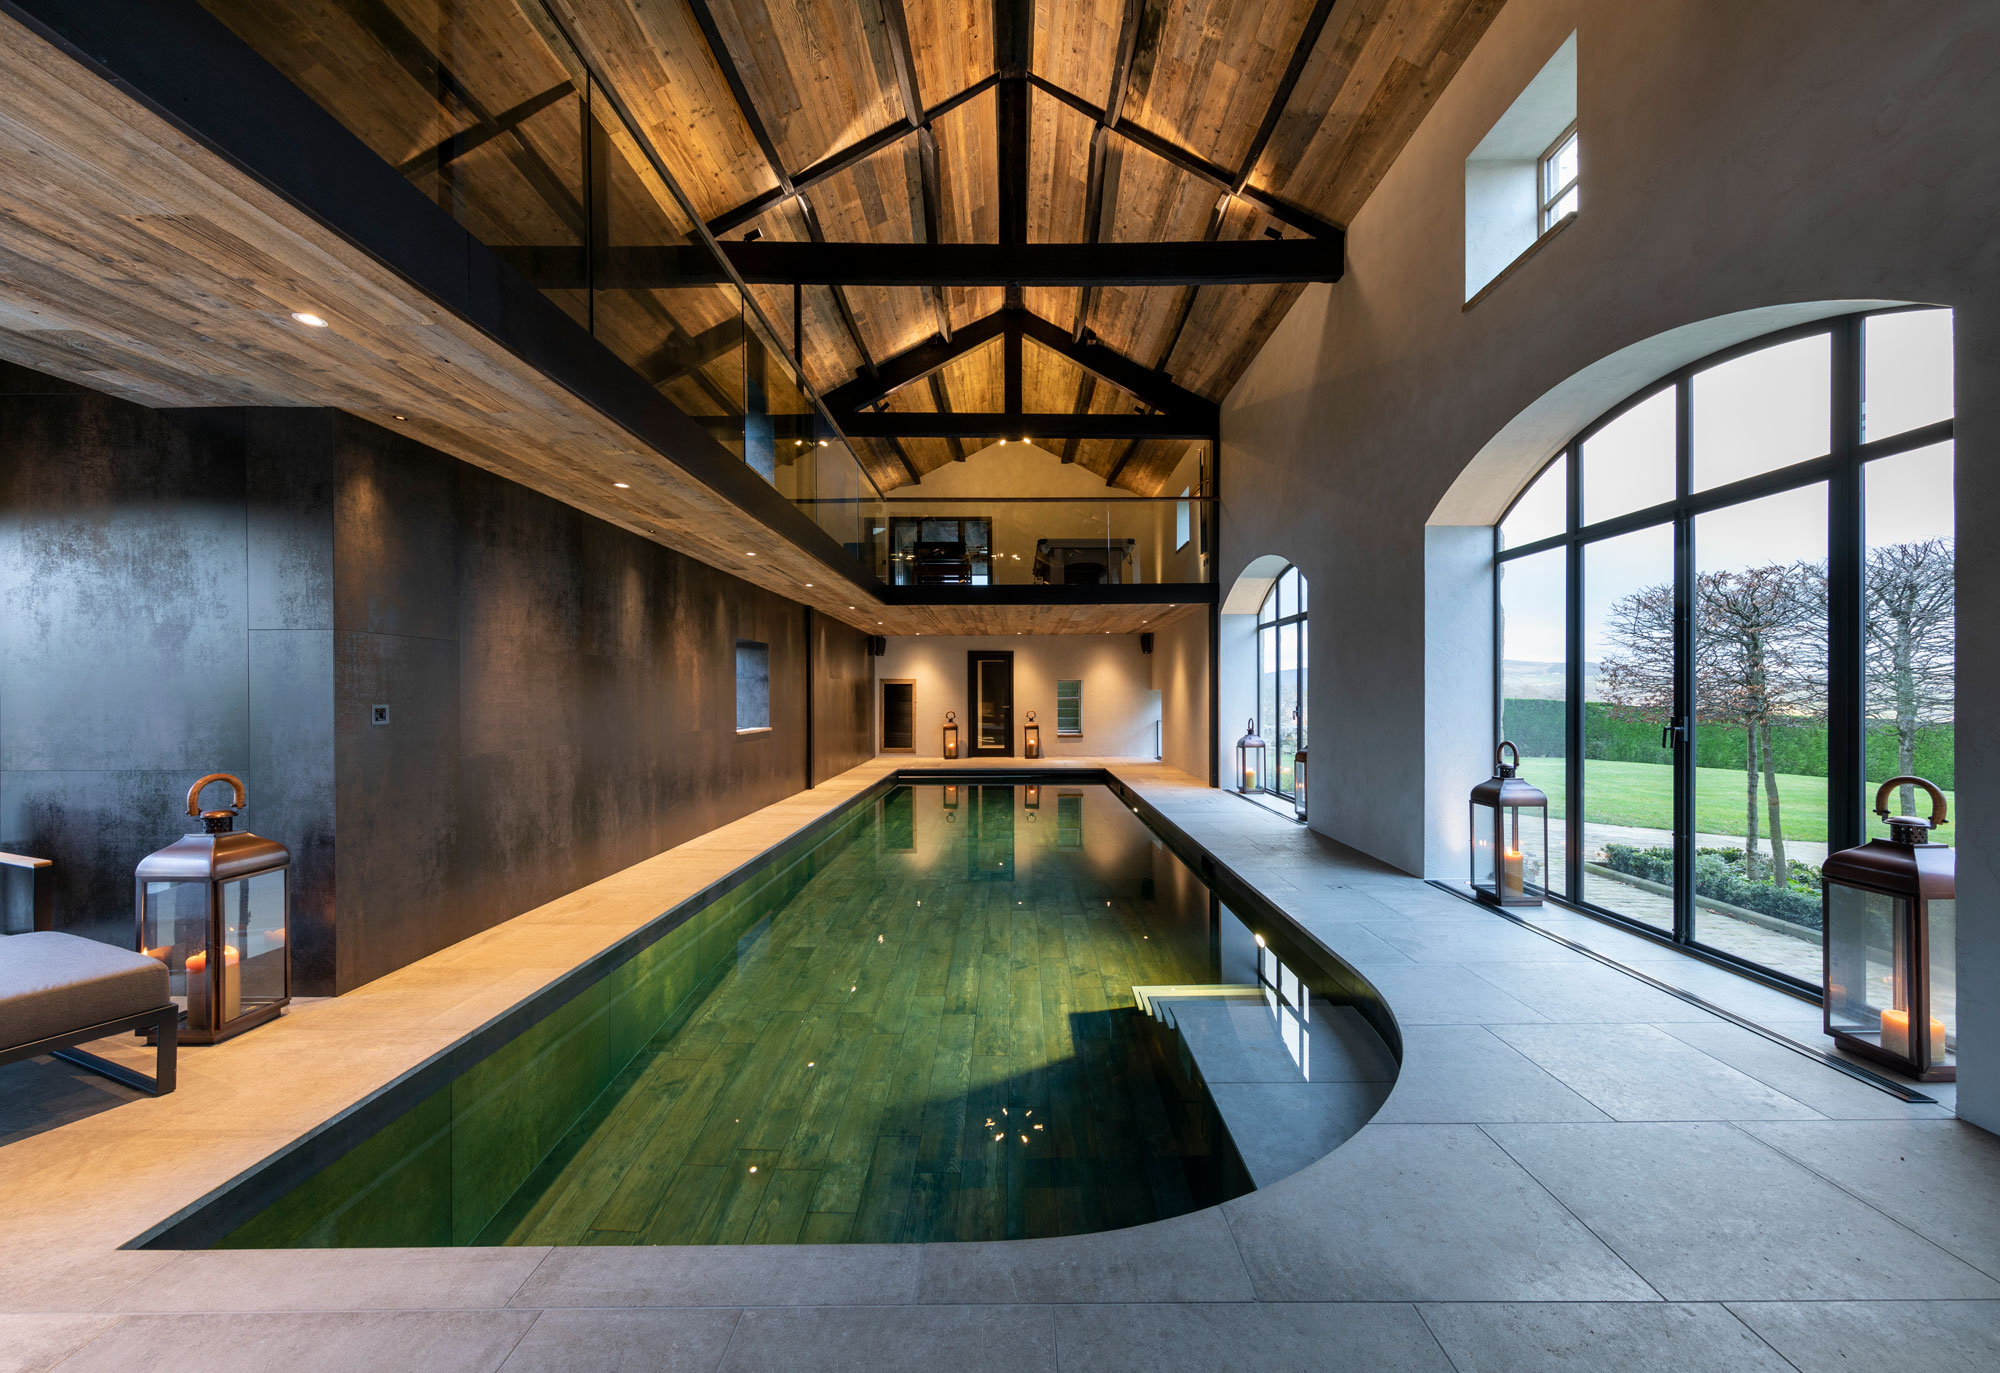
1256, 937, 1311, 1080
971, 785, 1014, 881
1056, 792, 1084, 848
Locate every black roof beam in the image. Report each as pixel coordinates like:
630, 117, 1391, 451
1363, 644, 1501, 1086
1073, 0, 1146, 340
1060, 373, 1096, 462
705, 76, 998, 238
818, 307, 1216, 422
928, 374, 968, 462
1026, 75, 1342, 242
396, 81, 573, 178
489, 239, 1343, 289
682, 0, 879, 386
996, 0, 1031, 246
841, 413, 1206, 440
820, 311, 1010, 414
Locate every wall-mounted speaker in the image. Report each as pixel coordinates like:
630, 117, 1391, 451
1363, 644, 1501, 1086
1139, 632, 1154, 655
868, 635, 887, 656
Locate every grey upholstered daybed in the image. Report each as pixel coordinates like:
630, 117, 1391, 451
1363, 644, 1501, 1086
0, 932, 177, 1094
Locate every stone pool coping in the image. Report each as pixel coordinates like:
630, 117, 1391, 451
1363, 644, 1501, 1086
3, 758, 1994, 1373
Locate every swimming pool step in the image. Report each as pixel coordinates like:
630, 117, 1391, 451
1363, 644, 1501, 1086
1131, 983, 1262, 1020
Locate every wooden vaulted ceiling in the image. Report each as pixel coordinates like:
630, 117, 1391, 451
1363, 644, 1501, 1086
195, 0, 1505, 495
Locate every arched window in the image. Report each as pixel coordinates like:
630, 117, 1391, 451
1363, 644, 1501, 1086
1257, 566, 1308, 796
1494, 307, 1955, 991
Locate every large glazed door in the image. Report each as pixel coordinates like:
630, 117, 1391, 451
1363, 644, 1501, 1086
968, 651, 1014, 757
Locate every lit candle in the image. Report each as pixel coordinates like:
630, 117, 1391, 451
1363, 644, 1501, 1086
1878, 1009, 1941, 1060
186, 944, 241, 1026
1501, 848, 1525, 899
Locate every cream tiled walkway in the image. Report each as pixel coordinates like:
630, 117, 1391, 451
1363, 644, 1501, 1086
2, 760, 1997, 1372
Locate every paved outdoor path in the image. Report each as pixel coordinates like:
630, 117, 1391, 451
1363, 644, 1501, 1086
1, 759, 1993, 1372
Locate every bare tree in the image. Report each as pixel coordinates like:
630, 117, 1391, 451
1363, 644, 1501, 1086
1600, 565, 1824, 886
1865, 539, 1955, 815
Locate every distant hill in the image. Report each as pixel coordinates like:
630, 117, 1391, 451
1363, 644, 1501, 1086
1502, 660, 1605, 701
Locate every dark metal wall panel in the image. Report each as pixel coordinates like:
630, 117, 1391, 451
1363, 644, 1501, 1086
326, 416, 852, 993
812, 613, 874, 783
0, 362, 869, 993
0, 369, 337, 966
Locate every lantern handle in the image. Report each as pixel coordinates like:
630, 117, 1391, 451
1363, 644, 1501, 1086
946, 711, 956, 723
1874, 775, 1947, 827
1025, 710, 1035, 722
1495, 740, 1520, 772
185, 772, 246, 819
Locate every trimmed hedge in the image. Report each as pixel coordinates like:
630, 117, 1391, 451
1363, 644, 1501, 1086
1602, 843, 1823, 932
1500, 699, 1953, 787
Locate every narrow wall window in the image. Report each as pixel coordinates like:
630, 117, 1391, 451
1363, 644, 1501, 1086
1176, 487, 1192, 550
1055, 679, 1083, 737
735, 640, 770, 732
1464, 31, 1577, 299
1538, 123, 1579, 231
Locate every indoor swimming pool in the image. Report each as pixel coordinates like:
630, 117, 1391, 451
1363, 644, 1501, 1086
169, 779, 1390, 1249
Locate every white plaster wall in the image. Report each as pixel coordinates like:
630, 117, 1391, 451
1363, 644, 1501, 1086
874, 635, 1160, 758
1150, 611, 1210, 779
1218, 0, 2000, 1125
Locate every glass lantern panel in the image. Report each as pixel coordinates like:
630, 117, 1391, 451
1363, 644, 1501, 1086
1825, 883, 1904, 1047
1929, 896, 1956, 1056
1471, 802, 1498, 891
1498, 804, 1530, 900
1510, 801, 1551, 896
220, 870, 287, 1010
141, 879, 208, 1009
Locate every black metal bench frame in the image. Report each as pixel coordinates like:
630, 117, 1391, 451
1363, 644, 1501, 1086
0, 1004, 178, 1095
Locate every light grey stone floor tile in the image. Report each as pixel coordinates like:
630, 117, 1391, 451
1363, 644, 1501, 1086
1053, 1302, 1452, 1372
110, 1246, 550, 1312
1368, 920, 1573, 964
1343, 965, 1549, 1025
1373, 1027, 1610, 1124
1222, 1124, 1656, 1302
1209, 1080, 1390, 1184
50, 1311, 540, 1373
1725, 1299, 2000, 1372
1488, 1023, 1824, 1121
511, 1245, 919, 1308
1418, 1301, 1792, 1372
1602, 955, 1821, 1026
1486, 1121, 2000, 1301
0, 1313, 117, 1373
917, 1207, 1253, 1304
1283, 919, 1418, 969
1656, 1022, 1956, 1120
1739, 1118, 2000, 1277
0, 1253, 177, 1315
719, 1305, 1053, 1373
1461, 958, 1723, 1023
498, 1309, 741, 1372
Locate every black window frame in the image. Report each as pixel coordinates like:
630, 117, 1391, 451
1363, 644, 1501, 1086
1493, 306, 1955, 994
1256, 565, 1308, 799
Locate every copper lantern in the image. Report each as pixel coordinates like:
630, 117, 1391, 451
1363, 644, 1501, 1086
136, 773, 290, 1044
1822, 776, 1955, 1081
1023, 710, 1041, 759
942, 710, 960, 759
1469, 742, 1547, 907
1235, 719, 1266, 794
1292, 747, 1308, 823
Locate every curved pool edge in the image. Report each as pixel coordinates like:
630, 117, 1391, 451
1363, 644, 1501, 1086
124, 759, 1406, 1252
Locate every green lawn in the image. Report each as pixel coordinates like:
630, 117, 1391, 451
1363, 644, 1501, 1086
1520, 758, 1956, 848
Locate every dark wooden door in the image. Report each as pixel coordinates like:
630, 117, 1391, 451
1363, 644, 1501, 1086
967, 650, 1014, 757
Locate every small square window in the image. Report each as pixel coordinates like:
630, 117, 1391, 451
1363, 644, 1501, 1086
1055, 680, 1082, 737
735, 640, 770, 732
1539, 124, 1579, 233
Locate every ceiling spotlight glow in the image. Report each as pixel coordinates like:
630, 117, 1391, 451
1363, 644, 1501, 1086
291, 311, 330, 328
745, 551, 757, 557
613, 481, 630, 489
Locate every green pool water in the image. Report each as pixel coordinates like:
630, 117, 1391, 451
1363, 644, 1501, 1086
211, 782, 1264, 1248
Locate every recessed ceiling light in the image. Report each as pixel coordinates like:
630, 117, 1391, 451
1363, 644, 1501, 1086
998, 438, 1007, 446
290, 311, 329, 328
393, 414, 407, 421
819, 440, 828, 448
804, 582, 813, 587
613, 481, 630, 489
745, 551, 757, 557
